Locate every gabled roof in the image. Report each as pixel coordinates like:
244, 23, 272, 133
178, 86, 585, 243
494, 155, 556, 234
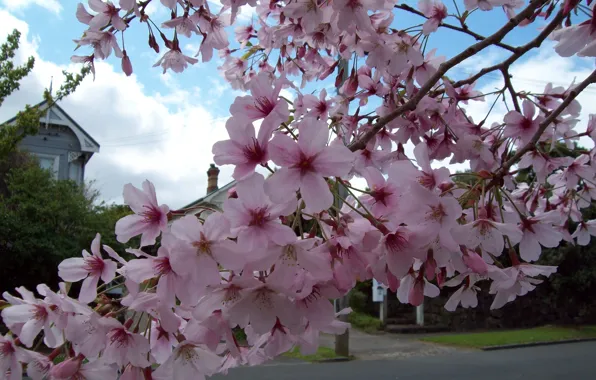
2, 100, 100, 154
183, 180, 237, 210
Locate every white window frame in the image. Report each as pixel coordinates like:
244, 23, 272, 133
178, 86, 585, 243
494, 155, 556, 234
35, 153, 60, 179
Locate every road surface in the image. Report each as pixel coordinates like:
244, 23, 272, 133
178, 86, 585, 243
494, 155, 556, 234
213, 341, 596, 380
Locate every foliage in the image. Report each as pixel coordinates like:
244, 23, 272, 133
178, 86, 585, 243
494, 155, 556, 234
0, 157, 131, 295
348, 312, 383, 334
421, 326, 596, 348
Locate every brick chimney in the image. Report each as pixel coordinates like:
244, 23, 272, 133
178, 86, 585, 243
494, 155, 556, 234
207, 164, 220, 194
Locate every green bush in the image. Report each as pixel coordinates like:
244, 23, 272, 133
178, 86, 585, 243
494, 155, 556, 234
348, 311, 382, 334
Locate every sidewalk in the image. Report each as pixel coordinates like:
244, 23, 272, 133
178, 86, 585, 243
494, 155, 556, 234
319, 328, 466, 360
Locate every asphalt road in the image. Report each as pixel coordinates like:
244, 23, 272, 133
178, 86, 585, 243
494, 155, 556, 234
213, 341, 596, 380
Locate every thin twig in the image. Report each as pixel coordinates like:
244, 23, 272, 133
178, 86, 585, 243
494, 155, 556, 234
394, 4, 517, 53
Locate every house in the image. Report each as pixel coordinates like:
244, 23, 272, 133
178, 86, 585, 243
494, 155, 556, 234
182, 164, 235, 216
2, 100, 100, 185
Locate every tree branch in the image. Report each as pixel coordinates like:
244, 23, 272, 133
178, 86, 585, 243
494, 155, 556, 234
394, 4, 517, 53
501, 67, 521, 112
450, 10, 566, 90
349, 0, 548, 152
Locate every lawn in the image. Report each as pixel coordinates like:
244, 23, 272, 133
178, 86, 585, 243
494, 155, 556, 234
421, 326, 596, 348
283, 346, 342, 362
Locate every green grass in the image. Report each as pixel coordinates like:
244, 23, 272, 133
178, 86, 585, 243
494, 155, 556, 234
347, 311, 383, 334
421, 326, 596, 348
283, 346, 340, 362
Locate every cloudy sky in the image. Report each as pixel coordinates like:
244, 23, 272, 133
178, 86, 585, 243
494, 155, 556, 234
0, 1, 595, 209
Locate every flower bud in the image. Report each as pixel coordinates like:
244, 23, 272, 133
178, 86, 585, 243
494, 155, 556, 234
49, 357, 82, 378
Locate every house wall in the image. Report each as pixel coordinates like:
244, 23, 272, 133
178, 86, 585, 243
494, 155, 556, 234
18, 123, 85, 185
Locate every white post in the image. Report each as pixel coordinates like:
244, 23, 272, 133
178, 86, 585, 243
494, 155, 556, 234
416, 302, 424, 326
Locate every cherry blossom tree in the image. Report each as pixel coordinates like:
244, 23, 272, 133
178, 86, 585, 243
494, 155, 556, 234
3, 0, 596, 378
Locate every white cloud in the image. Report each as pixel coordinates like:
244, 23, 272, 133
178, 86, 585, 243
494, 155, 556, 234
1, 0, 61, 15
0, 10, 234, 209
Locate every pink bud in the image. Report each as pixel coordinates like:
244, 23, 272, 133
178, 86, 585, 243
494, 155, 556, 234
387, 271, 399, 293
424, 258, 437, 281
463, 250, 488, 275
408, 280, 424, 306
122, 50, 133, 76
50, 357, 82, 378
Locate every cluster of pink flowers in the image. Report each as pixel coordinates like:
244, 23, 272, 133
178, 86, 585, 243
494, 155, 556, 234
3, 0, 596, 378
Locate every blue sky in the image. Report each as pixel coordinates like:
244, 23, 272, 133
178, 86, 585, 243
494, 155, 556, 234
0, 0, 595, 208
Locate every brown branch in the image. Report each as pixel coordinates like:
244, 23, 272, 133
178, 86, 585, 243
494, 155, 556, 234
501, 67, 521, 112
492, 69, 596, 182
394, 4, 517, 53
349, 0, 548, 152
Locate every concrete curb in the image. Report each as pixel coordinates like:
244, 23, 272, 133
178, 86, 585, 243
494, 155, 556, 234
481, 337, 596, 351
314, 356, 353, 363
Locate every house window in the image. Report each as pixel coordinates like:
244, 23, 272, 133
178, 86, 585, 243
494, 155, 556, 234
35, 154, 59, 179
69, 161, 81, 183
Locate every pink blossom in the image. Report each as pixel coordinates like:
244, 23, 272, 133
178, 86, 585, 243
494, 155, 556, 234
213, 119, 270, 180
360, 167, 402, 221
547, 154, 595, 189
551, 23, 596, 58
418, 0, 448, 35
161, 14, 201, 38
397, 272, 440, 306
464, 0, 508, 11
332, 0, 377, 34
74, 31, 123, 60
518, 212, 563, 262
489, 264, 556, 309
152, 342, 221, 380
265, 119, 354, 212
124, 241, 193, 306
49, 356, 116, 380
444, 273, 481, 311
76, 3, 93, 24
452, 219, 522, 255
221, 0, 258, 24
377, 227, 423, 278
283, 0, 332, 33
250, 239, 332, 289
0, 334, 26, 380
402, 186, 462, 251
196, 13, 230, 62
150, 321, 179, 364
223, 173, 297, 251
1, 290, 63, 348
571, 220, 596, 246
115, 180, 169, 247
65, 312, 118, 359
229, 72, 290, 137
504, 100, 544, 146
23, 350, 52, 380
87, 0, 127, 31
169, 213, 241, 287
229, 285, 301, 334
389, 142, 450, 191
153, 48, 199, 73
519, 151, 573, 184
103, 324, 150, 367
302, 89, 333, 119
58, 233, 117, 303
